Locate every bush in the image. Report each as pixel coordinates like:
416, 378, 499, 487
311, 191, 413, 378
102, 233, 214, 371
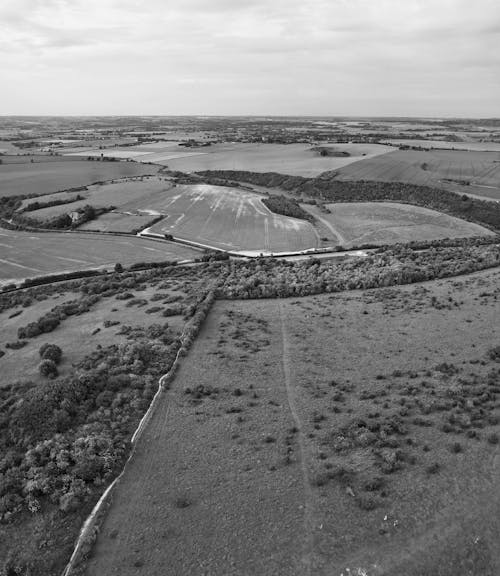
39, 343, 62, 364
39, 359, 58, 378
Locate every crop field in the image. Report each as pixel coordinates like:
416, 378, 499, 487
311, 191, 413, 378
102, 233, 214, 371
303, 202, 494, 247
146, 183, 318, 253
84, 268, 500, 576
0, 156, 160, 198
336, 149, 500, 201
0, 229, 199, 282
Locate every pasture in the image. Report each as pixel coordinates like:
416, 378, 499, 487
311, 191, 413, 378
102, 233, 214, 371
336, 149, 500, 201
303, 202, 494, 247
84, 268, 500, 576
0, 156, 160, 198
0, 229, 199, 282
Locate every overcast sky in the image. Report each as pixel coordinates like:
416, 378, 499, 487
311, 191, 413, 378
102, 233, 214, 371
1, 0, 499, 117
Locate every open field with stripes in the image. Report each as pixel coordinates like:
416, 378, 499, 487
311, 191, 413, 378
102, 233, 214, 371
336, 149, 500, 201
0, 229, 199, 282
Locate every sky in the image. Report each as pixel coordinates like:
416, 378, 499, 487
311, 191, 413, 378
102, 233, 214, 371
0, 0, 499, 117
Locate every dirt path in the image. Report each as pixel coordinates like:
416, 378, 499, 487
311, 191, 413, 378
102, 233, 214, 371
278, 301, 316, 575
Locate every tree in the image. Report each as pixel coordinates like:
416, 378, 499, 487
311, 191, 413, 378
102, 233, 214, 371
114, 262, 124, 273
39, 359, 58, 378
39, 343, 62, 364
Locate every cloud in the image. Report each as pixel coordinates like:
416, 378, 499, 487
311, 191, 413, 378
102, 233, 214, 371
0, 0, 498, 115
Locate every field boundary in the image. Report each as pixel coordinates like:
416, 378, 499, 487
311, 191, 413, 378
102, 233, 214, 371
62, 289, 217, 576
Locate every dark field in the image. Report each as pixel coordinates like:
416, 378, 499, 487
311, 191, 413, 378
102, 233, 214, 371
0, 156, 160, 198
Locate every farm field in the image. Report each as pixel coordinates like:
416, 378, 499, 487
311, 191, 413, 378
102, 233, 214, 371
21, 178, 319, 253
336, 149, 500, 201
0, 156, 160, 198
84, 267, 500, 576
0, 229, 199, 283
303, 202, 494, 247
382, 139, 500, 152
162, 142, 395, 177
65, 142, 394, 177
146, 183, 318, 253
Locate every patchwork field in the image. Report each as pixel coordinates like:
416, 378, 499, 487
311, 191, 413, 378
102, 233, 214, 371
336, 149, 500, 201
21, 178, 319, 254
303, 202, 494, 247
0, 156, 160, 198
84, 267, 500, 576
0, 229, 199, 283
65, 142, 394, 177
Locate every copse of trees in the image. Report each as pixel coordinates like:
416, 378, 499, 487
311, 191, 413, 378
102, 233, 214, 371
261, 194, 315, 222
196, 170, 500, 233
219, 241, 500, 299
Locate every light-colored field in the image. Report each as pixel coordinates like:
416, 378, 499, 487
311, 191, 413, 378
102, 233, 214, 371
0, 229, 199, 282
0, 157, 160, 198
146, 184, 319, 253
337, 149, 500, 200
382, 139, 500, 152
84, 268, 500, 576
303, 202, 494, 247
162, 142, 395, 177
66, 142, 394, 177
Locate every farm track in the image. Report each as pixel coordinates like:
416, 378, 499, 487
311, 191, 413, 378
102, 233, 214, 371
279, 302, 316, 575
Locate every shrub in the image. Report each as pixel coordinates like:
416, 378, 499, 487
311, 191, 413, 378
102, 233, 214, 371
39, 343, 62, 364
39, 359, 58, 378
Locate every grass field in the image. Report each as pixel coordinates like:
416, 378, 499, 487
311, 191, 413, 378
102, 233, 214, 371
0, 229, 199, 282
336, 149, 500, 201
303, 202, 494, 247
0, 156, 160, 198
84, 267, 500, 576
65, 142, 394, 177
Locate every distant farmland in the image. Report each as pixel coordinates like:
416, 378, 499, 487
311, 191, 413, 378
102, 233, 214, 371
66, 142, 394, 177
336, 149, 500, 200
303, 202, 494, 247
0, 156, 160, 198
0, 229, 199, 282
